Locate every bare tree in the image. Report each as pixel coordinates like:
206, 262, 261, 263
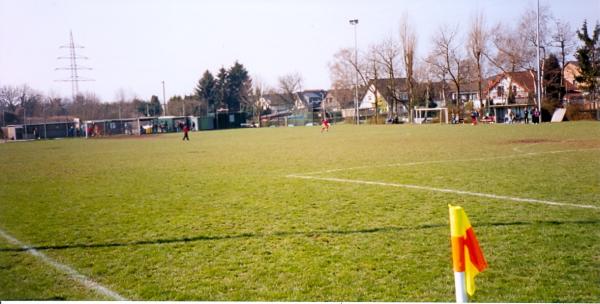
67, 92, 102, 120
486, 22, 532, 74
424, 53, 450, 107
0, 85, 23, 113
373, 36, 401, 120
248, 75, 272, 125
114, 88, 128, 120
366, 44, 384, 123
330, 42, 386, 122
400, 16, 417, 122
468, 11, 488, 110
427, 24, 468, 116
45, 91, 67, 118
17, 85, 45, 123
277, 72, 303, 109
552, 19, 575, 101
484, 21, 535, 104
330, 47, 374, 92
519, 4, 553, 69
327, 51, 356, 109
329, 48, 357, 93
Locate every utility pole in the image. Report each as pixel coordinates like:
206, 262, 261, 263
536, 0, 542, 118
162, 81, 168, 115
350, 19, 360, 125
55, 30, 94, 101
23, 106, 26, 140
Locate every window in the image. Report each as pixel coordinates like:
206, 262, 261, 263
497, 86, 504, 97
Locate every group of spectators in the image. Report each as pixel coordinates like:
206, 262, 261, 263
464, 107, 542, 125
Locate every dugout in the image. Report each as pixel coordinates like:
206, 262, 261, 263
5, 122, 76, 140
27, 122, 76, 139
137, 117, 159, 135
83, 118, 139, 137
215, 112, 247, 129
157, 116, 192, 132
198, 115, 215, 130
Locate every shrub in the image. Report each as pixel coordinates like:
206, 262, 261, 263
565, 104, 595, 121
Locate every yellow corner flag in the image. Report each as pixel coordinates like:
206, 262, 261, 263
449, 205, 487, 302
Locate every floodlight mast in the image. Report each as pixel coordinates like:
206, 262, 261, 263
349, 19, 359, 125
162, 81, 168, 115
536, 0, 542, 117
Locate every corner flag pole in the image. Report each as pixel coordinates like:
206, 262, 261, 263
449, 205, 488, 303
454, 272, 468, 303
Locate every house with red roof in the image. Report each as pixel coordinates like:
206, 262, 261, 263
487, 70, 537, 105
485, 70, 537, 123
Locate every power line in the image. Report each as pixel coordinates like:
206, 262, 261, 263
55, 30, 94, 101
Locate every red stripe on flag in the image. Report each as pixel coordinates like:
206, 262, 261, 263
465, 227, 487, 272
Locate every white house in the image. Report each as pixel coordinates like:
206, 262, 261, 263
487, 71, 536, 105
359, 78, 408, 114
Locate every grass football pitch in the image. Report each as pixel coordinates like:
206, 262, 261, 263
0, 122, 599, 301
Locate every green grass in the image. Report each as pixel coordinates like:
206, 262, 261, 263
0, 122, 599, 301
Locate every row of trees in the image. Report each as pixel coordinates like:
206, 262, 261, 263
328, 4, 600, 120
0, 84, 167, 126
0, 61, 255, 126
194, 61, 252, 115
193, 62, 307, 125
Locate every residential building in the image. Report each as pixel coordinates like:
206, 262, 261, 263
258, 94, 294, 113
485, 71, 537, 123
324, 88, 353, 112
487, 70, 536, 105
326, 87, 369, 119
294, 90, 327, 111
359, 78, 408, 114
448, 81, 485, 108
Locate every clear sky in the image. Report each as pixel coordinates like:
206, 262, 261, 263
1, 0, 598, 102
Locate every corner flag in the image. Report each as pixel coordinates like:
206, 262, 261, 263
449, 205, 487, 302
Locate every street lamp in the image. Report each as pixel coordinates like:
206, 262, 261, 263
162, 81, 167, 115
349, 19, 359, 125
536, 0, 542, 119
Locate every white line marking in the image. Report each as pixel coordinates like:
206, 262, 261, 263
0, 228, 128, 300
295, 147, 600, 176
287, 175, 600, 210
512, 142, 538, 153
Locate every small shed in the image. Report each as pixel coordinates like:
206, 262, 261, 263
4, 122, 76, 140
